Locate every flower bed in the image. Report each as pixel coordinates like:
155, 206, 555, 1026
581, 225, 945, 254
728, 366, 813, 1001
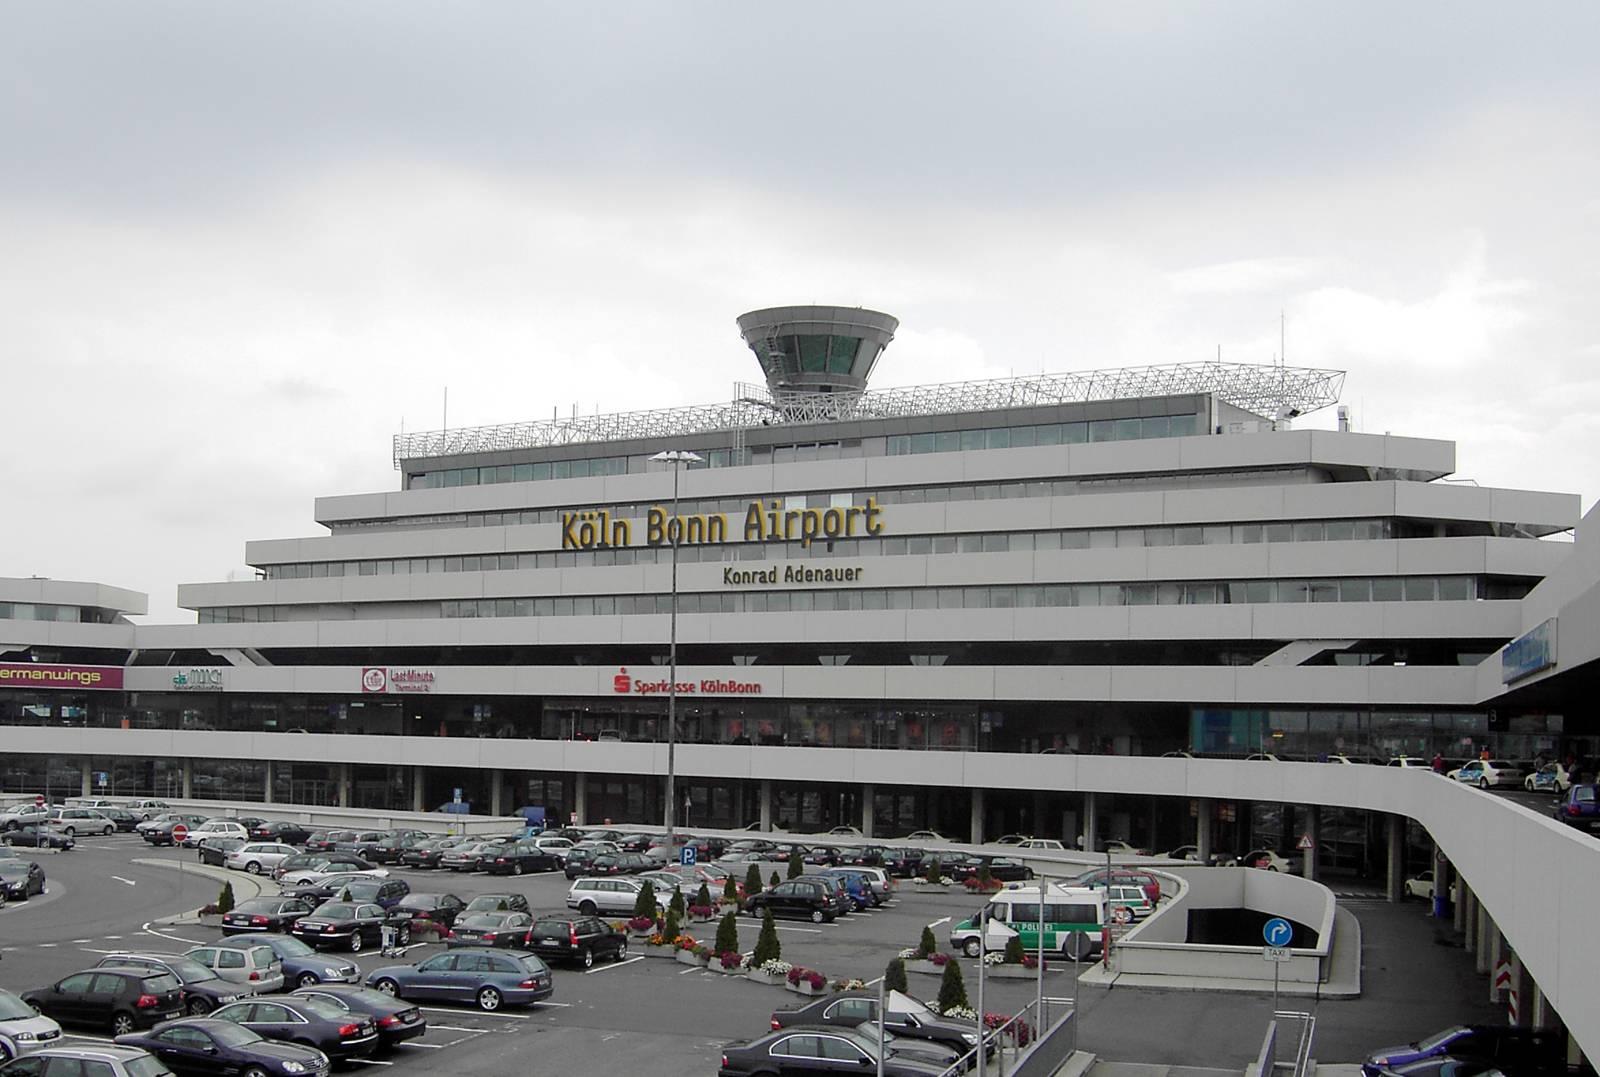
784, 967, 828, 995
747, 959, 791, 985
627, 916, 658, 936
714, 951, 748, 974
688, 904, 717, 922
963, 876, 1005, 893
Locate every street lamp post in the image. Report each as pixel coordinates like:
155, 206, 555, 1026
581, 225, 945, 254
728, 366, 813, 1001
650, 449, 702, 865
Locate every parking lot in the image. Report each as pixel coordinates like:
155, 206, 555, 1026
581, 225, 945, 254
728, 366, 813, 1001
0, 829, 1512, 1075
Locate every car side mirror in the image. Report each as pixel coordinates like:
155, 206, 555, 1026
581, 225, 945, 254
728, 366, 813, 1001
203, 1047, 218, 1055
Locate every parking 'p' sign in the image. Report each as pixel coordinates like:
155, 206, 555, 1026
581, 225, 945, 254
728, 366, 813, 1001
1263, 917, 1293, 947
680, 845, 697, 867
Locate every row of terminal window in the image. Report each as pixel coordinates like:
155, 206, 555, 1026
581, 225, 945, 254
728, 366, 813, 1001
402, 415, 1200, 490
0, 603, 117, 624
200, 573, 1497, 623
261, 518, 1398, 580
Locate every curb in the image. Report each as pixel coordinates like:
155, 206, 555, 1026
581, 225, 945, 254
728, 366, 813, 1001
130, 858, 268, 924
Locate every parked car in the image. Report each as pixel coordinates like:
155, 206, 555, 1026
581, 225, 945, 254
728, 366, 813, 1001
879, 848, 928, 878
331, 831, 393, 861
1363, 1025, 1566, 1077
282, 873, 378, 905
92, 956, 243, 1017
1066, 868, 1162, 904
275, 856, 384, 886
816, 868, 874, 910
124, 800, 171, 821
1403, 871, 1458, 903
743, 879, 840, 924
483, 842, 563, 876
567, 877, 665, 917
1100, 840, 1149, 857
1232, 849, 1302, 874
224, 843, 300, 875
245, 935, 361, 990
96, 808, 142, 832
303, 831, 355, 853
0, 806, 49, 833
221, 897, 317, 935
288, 986, 425, 1048
770, 990, 981, 1057
181, 820, 249, 849
588, 852, 653, 876
392, 892, 467, 932
0, 987, 63, 1058
330, 877, 411, 910
366, 951, 555, 1011
48, 808, 115, 837
1448, 760, 1523, 789
1386, 756, 1431, 770
24, 969, 184, 1035
802, 845, 844, 867
562, 842, 620, 878
905, 830, 949, 843
196, 838, 245, 868
1015, 838, 1065, 851
290, 902, 412, 953
0, 1046, 159, 1077
446, 912, 535, 948
114, 1017, 330, 1076
522, 916, 628, 969
208, 997, 377, 1061
249, 821, 313, 845
140, 816, 209, 847
398, 837, 465, 869
462, 893, 530, 916
3, 824, 74, 852
1524, 763, 1571, 794
841, 845, 889, 867
180, 945, 285, 994
439, 841, 500, 873
719, 1027, 946, 1076
1552, 783, 1600, 830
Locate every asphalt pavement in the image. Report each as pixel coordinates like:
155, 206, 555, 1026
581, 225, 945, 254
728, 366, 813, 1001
0, 831, 1519, 1075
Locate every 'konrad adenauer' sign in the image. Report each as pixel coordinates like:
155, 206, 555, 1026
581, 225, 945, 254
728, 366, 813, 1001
723, 565, 862, 586
562, 497, 884, 551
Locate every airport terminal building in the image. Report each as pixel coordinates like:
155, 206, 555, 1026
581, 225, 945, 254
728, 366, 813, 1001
0, 306, 1587, 876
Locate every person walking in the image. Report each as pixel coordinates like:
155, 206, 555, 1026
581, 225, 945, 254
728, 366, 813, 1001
1431, 752, 1446, 774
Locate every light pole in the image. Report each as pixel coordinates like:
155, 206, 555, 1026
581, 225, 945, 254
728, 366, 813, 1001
650, 449, 702, 866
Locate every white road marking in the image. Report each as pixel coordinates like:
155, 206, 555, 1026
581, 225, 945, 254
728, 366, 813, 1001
71, 938, 91, 943
418, 1006, 529, 1020
79, 947, 132, 954
103, 935, 123, 940
38, 943, 56, 948
396, 1042, 445, 1049
140, 921, 208, 946
112, 876, 136, 886
771, 925, 823, 934
584, 955, 644, 974
678, 966, 702, 975
344, 1059, 393, 1066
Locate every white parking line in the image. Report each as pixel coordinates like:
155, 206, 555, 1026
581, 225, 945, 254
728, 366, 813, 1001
60, 1035, 115, 1044
584, 956, 644, 974
396, 1042, 445, 1049
423, 1025, 489, 1032
417, 1006, 529, 1020
345, 1059, 393, 1066
112, 877, 136, 886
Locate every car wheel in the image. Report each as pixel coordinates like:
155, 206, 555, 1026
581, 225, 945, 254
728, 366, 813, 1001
476, 986, 502, 1012
63, 827, 74, 838
349, 933, 364, 952
963, 938, 982, 958
811, 909, 825, 924
1065, 932, 1093, 962
1479, 778, 1490, 790
103, 825, 114, 836
613, 939, 628, 962
578, 901, 598, 916
374, 978, 399, 996
580, 947, 594, 969
246, 861, 262, 875
187, 998, 211, 1016
296, 972, 319, 988
398, 924, 412, 946
110, 1012, 136, 1036
512, 863, 524, 876
242, 1066, 269, 1077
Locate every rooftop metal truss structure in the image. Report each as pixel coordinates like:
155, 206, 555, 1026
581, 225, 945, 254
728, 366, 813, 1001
392, 360, 1346, 466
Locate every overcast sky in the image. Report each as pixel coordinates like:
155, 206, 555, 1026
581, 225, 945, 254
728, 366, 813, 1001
5, 3, 1598, 623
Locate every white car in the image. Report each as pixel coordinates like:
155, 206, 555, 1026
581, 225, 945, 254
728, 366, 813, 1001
1233, 849, 1301, 873
532, 836, 573, 860
1099, 840, 1147, 856
1244, 753, 1283, 762
126, 799, 171, 820
49, 808, 115, 837
905, 830, 948, 843
1386, 756, 1430, 769
183, 819, 249, 847
277, 865, 389, 887
1403, 870, 1458, 902
1524, 763, 1571, 794
1015, 838, 1065, 851
224, 842, 300, 875
567, 876, 668, 917
826, 825, 865, 838
1448, 760, 1523, 789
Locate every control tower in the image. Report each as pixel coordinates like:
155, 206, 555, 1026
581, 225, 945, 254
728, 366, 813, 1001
736, 305, 899, 398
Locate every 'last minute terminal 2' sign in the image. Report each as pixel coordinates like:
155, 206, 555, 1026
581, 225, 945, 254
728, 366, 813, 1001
562, 497, 886, 551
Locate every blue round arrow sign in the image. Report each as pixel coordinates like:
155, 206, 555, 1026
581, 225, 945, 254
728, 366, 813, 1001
1263, 917, 1293, 947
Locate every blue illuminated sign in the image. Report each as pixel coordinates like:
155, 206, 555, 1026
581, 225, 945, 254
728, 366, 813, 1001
1502, 619, 1557, 684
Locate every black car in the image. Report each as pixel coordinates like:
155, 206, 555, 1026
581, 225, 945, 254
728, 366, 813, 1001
446, 912, 534, 948
589, 852, 652, 876
334, 878, 410, 910
368, 831, 431, 864
946, 856, 1033, 883
771, 990, 983, 1057
2, 827, 73, 852
880, 848, 928, 878
562, 847, 601, 879
802, 845, 844, 866
222, 897, 318, 934
0, 857, 46, 899
797, 874, 853, 915
116, 1017, 330, 1077
251, 820, 314, 845
483, 842, 563, 876
283, 872, 376, 904
743, 879, 839, 923
98, 808, 142, 832
25, 969, 184, 1035
332, 831, 392, 861
197, 838, 245, 868
141, 818, 206, 847
524, 916, 628, 969
303, 831, 355, 854
719, 1027, 946, 1077
398, 838, 463, 869
462, 893, 530, 916
291, 985, 427, 1048
93, 955, 245, 1016
392, 892, 467, 931
291, 902, 411, 952
211, 997, 378, 1061
844, 845, 890, 867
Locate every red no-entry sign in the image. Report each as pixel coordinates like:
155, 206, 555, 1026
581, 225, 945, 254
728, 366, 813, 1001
172, 823, 189, 844
34, 794, 45, 808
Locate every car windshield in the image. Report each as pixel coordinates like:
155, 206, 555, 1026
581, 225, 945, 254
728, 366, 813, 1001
528, 920, 571, 939
299, 998, 347, 1020
466, 897, 514, 912
233, 900, 278, 914
1417, 1026, 1469, 1052
124, 1056, 174, 1077
267, 936, 315, 957
465, 914, 512, 928
319, 906, 356, 921
0, 991, 34, 1020
142, 974, 182, 994
398, 895, 440, 910
164, 959, 217, 984
513, 955, 548, 973
208, 1022, 263, 1046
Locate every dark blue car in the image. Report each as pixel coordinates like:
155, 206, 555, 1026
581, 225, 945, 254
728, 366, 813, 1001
1363, 1024, 1565, 1077
366, 950, 554, 1011
117, 1017, 330, 1077
1553, 783, 1599, 830
250, 933, 362, 988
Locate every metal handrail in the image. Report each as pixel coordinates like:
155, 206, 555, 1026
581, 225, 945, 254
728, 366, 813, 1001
935, 995, 1077, 1077
1255, 1011, 1316, 1077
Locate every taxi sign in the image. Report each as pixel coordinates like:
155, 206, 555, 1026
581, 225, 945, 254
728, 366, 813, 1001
172, 823, 190, 844
1263, 945, 1292, 962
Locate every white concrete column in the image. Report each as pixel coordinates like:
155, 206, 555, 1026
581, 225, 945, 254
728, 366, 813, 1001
411, 768, 426, 813
1487, 922, 1504, 1004
861, 784, 875, 839
969, 788, 985, 845
574, 773, 589, 826
1081, 792, 1099, 852
80, 759, 92, 798
337, 765, 352, 809
758, 779, 772, 832
1474, 900, 1490, 974
1195, 800, 1213, 864
1301, 805, 1319, 881
1385, 815, 1405, 903
181, 759, 193, 799
489, 769, 504, 817
1463, 886, 1477, 955
264, 761, 275, 804
1530, 980, 1549, 1028
1454, 873, 1468, 933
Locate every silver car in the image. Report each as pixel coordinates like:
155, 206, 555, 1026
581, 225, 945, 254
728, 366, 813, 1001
183, 943, 286, 993
224, 842, 300, 875
566, 876, 667, 917
5, 1045, 172, 1077
0, 987, 63, 1057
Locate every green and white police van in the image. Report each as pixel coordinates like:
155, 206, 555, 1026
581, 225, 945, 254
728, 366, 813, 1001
949, 884, 1107, 960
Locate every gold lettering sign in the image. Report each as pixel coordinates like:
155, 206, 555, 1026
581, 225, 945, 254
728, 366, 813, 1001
562, 497, 883, 551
